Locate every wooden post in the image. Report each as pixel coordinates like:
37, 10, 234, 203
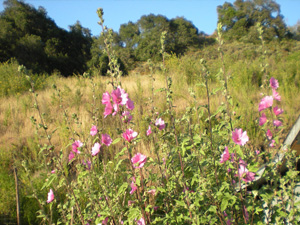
14, 167, 21, 225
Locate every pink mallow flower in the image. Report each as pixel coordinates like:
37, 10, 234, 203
131, 153, 147, 169
92, 142, 101, 156
258, 96, 273, 112
90, 125, 98, 136
126, 98, 135, 110
238, 160, 255, 183
155, 118, 165, 130
122, 129, 138, 143
259, 113, 267, 126
146, 125, 152, 136
102, 92, 113, 117
270, 77, 279, 90
266, 129, 272, 140
273, 106, 283, 116
72, 140, 83, 154
232, 128, 249, 146
273, 120, 282, 127
147, 189, 156, 196
68, 151, 75, 162
272, 89, 281, 101
101, 134, 112, 146
136, 217, 145, 225
82, 160, 91, 170
243, 205, 249, 222
130, 180, 137, 195
220, 146, 230, 163
112, 86, 128, 106
269, 139, 275, 147
47, 189, 54, 203
128, 200, 135, 206
121, 111, 132, 123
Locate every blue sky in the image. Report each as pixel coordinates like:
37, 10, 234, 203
1, 0, 299, 36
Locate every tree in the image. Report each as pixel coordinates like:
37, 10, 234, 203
217, 0, 288, 42
0, 0, 92, 75
136, 14, 171, 61
169, 17, 200, 55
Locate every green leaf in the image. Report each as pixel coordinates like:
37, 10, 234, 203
41, 174, 56, 190
221, 198, 228, 212
208, 205, 217, 213
117, 182, 128, 197
112, 137, 121, 145
114, 159, 124, 172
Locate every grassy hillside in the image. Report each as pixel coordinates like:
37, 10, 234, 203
1, 39, 300, 223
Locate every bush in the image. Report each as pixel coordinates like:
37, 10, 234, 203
0, 59, 48, 97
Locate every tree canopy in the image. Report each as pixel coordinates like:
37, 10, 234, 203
0, 0, 92, 76
217, 0, 288, 42
89, 13, 214, 74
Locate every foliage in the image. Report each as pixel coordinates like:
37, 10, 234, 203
0, 59, 47, 97
89, 13, 215, 73
217, 0, 288, 42
0, 0, 92, 76
4, 10, 300, 225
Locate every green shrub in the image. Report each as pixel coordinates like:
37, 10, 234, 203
0, 59, 48, 97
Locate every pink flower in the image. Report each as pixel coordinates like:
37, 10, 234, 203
266, 129, 272, 140
269, 139, 275, 147
131, 153, 147, 169
112, 86, 128, 106
146, 125, 152, 136
122, 129, 138, 143
100, 217, 108, 225
255, 150, 260, 155
147, 189, 156, 196
243, 205, 249, 222
270, 77, 279, 89
273, 106, 283, 116
130, 180, 137, 195
238, 161, 255, 183
82, 160, 91, 170
51, 170, 55, 174
104, 102, 113, 117
101, 134, 112, 146
126, 98, 135, 110
232, 128, 249, 146
136, 217, 145, 225
128, 200, 135, 206
273, 120, 282, 127
47, 189, 54, 203
121, 111, 132, 123
68, 151, 75, 162
259, 113, 267, 126
272, 89, 281, 101
102, 92, 111, 105
258, 96, 273, 112
102, 92, 113, 117
155, 118, 165, 130
220, 147, 230, 163
72, 140, 83, 154
90, 125, 98, 136
92, 142, 101, 156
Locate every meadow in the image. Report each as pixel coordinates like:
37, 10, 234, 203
1, 22, 300, 224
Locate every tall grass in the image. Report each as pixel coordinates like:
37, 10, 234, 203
0, 39, 300, 221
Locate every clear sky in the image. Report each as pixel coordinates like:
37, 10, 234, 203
1, 0, 299, 36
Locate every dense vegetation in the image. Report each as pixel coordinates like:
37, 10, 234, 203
1, 0, 300, 78
1, 0, 300, 224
